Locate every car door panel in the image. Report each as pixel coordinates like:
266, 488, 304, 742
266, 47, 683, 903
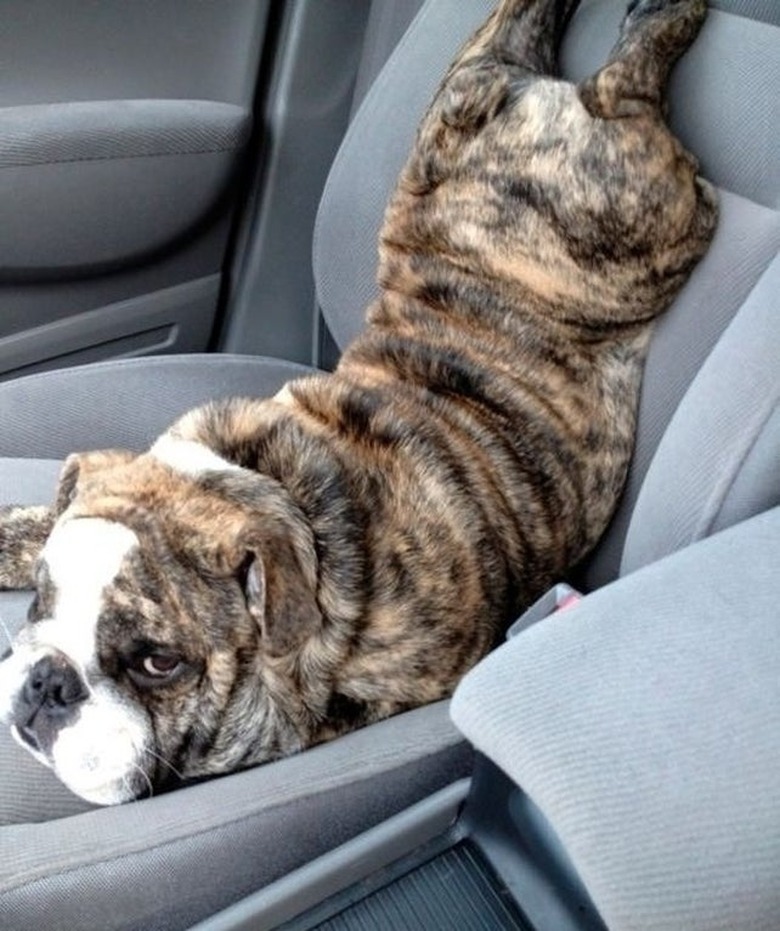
0, 276, 220, 379
0, 100, 251, 274
0, 1, 269, 108
0, 0, 269, 379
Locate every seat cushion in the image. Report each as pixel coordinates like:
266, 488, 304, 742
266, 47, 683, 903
0, 353, 314, 458
1, 689, 469, 930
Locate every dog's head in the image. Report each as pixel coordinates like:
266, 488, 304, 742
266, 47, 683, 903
0, 439, 323, 804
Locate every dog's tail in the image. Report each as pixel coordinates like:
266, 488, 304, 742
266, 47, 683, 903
0, 505, 54, 589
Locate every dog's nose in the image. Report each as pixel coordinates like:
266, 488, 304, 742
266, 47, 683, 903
23, 655, 89, 713
15, 655, 89, 752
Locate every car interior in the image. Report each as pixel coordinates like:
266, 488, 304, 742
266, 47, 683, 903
0, 0, 777, 928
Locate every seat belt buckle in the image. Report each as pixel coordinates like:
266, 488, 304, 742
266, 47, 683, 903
507, 582, 583, 639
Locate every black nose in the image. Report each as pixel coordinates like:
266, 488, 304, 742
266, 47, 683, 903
16, 655, 89, 752
23, 655, 89, 712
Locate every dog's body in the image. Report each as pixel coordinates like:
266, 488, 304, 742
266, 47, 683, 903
0, 0, 717, 804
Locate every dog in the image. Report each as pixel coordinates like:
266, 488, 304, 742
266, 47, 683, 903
0, 0, 717, 805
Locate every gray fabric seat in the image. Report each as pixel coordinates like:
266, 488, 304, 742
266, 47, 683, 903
0, 0, 777, 928
453, 505, 780, 931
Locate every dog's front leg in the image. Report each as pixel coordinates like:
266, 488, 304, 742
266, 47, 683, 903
0, 504, 54, 589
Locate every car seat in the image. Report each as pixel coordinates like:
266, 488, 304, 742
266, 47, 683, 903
0, 0, 777, 928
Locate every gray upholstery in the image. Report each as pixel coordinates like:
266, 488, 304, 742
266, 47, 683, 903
1, 698, 469, 929
0, 100, 252, 273
0, 458, 62, 504
314, 2, 491, 350
622, 255, 780, 574
0, 100, 250, 169
0, 0, 777, 928
452, 508, 780, 931
0, 354, 312, 458
349, 0, 424, 116
708, 0, 780, 25
0, 0, 268, 109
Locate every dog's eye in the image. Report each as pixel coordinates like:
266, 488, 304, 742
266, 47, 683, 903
142, 654, 180, 678
126, 650, 183, 685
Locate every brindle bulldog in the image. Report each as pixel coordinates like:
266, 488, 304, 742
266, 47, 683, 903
0, 0, 717, 804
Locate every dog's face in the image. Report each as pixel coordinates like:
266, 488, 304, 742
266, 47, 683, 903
0, 441, 321, 804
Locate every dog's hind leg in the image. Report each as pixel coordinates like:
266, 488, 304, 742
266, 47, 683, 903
579, 0, 708, 118
0, 505, 54, 589
460, 0, 581, 76
413, 0, 582, 179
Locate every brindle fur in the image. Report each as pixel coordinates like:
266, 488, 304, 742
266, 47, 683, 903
0, 0, 717, 795
0, 506, 54, 591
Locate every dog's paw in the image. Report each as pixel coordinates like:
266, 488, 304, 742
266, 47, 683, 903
628, 0, 669, 14
627, 0, 702, 16
623, 0, 707, 41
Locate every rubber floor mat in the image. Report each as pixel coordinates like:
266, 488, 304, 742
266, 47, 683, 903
311, 840, 532, 930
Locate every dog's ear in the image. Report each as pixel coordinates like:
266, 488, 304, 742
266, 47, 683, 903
239, 534, 322, 658
55, 449, 137, 516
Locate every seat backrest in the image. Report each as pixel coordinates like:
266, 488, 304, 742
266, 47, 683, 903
313, 0, 780, 589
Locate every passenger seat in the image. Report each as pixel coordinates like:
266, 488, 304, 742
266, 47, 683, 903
0, 1, 776, 928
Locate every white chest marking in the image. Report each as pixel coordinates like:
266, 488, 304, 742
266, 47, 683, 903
150, 435, 243, 478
